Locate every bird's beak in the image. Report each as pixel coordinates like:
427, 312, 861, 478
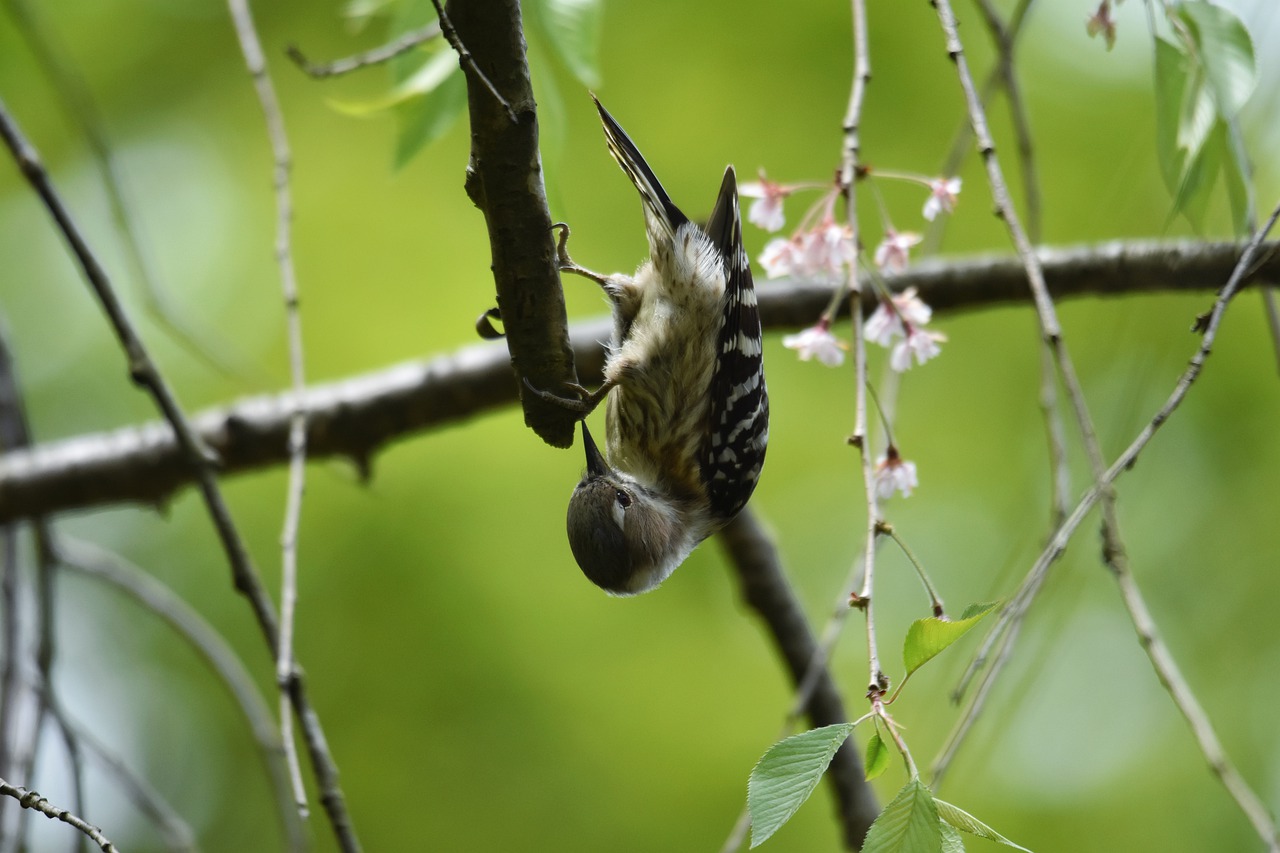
581, 422, 610, 477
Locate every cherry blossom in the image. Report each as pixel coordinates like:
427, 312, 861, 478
922, 177, 962, 221
739, 172, 791, 232
783, 321, 846, 367
874, 446, 918, 499
890, 327, 947, 372
873, 228, 923, 274
863, 287, 934, 348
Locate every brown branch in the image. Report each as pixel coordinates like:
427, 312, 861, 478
0, 239, 1276, 523
286, 21, 442, 79
442, 0, 579, 448
719, 509, 879, 850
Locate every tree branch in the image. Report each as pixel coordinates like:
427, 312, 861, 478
0, 239, 1274, 522
442, 0, 579, 448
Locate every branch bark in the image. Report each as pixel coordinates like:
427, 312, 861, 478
0, 238, 1274, 523
443, 0, 580, 448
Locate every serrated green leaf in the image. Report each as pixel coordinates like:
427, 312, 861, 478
903, 602, 998, 677
537, 0, 604, 88
940, 821, 966, 853
1177, 0, 1256, 118
864, 731, 891, 781
862, 778, 941, 853
935, 798, 1034, 851
747, 723, 855, 848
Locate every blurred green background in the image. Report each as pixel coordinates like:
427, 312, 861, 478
2, 0, 1279, 850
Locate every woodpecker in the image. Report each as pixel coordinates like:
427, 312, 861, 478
557, 96, 769, 595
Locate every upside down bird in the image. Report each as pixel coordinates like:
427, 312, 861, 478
553, 97, 769, 595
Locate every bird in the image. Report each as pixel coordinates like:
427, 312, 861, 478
552, 96, 769, 595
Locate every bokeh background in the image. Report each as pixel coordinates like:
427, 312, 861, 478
2, 0, 1279, 850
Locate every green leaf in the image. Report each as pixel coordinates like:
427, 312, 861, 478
864, 731, 891, 781
1222, 120, 1256, 235
1153, 37, 1189, 191
903, 602, 998, 677
1176, 0, 1256, 118
935, 798, 1034, 851
330, 46, 460, 116
392, 66, 466, 168
940, 821, 966, 853
537, 0, 604, 88
862, 778, 941, 853
747, 723, 855, 848
1167, 120, 1223, 231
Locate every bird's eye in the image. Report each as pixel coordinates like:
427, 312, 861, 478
615, 490, 632, 509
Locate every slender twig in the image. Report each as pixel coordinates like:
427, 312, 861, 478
878, 521, 944, 617
931, 0, 1130, 764
0, 97, 359, 853
842, 0, 888, 704
431, 0, 515, 122
969, 0, 1039, 241
1114, 566, 1280, 850
0, 778, 117, 852
717, 509, 879, 851
59, 538, 306, 852
225, 0, 310, 819
933, 199, 1280, 841
37, 697, 198, 852
3, 0, 257, 381
0, 526, 20, 853
287, 21, 442, 78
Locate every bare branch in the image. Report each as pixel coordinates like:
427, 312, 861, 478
3, 0, 256, 380
0, 778, 117, 852
224, 0, 311, 821
0, 239, 1275, 523
287, 21, 442, 79
0, 95, 360, 853
443, 0, 579, 448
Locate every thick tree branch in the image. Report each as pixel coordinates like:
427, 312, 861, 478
0, 239, 1275, 523
443, 0, 579, 448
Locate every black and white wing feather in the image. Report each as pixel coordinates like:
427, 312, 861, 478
702, 167, 769, 522
593, 94, 690, 246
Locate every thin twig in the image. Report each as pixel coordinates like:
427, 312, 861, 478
1114, 566, 1280, 850
0, 778, 117, 852
59, 538, 306, 852
287, 20, 442, 78
842, 0, 888, 705
932, 199, 1280, 842
0, 97, 360, 853
3, 0, 258, 381
431, 0, 515, 122
717, 509, 879, 851
225, 0, 310, 820
38, 697, 198, 852
970, 0, 1040, 241
930, 0, 1130, 771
